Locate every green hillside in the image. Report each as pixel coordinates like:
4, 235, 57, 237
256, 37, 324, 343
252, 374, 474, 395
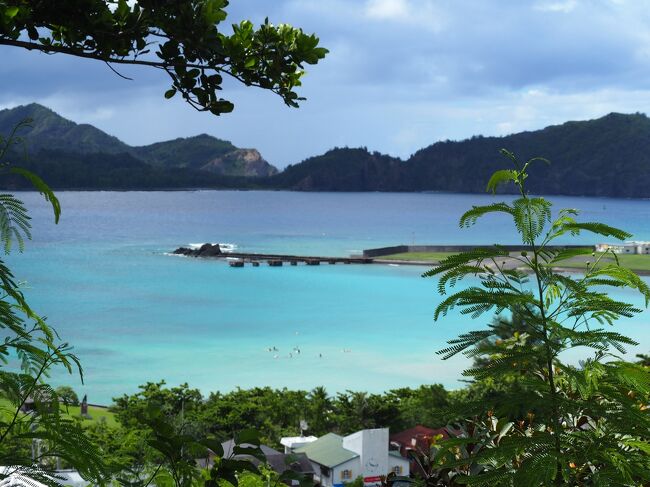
133, 134, 237, 169
269, 112, 650, 197
0, 103, 129, 154
0, 104, 278, 184
3, 105, 650, 197
404, 112, 650, 196
269, 147, 403, 191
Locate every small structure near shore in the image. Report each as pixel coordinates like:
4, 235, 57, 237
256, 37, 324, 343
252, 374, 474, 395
80, 394, 91, 419
595, 241, 650, 254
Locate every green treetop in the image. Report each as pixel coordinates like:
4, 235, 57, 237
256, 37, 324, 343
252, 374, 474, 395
0, 0, 328, 115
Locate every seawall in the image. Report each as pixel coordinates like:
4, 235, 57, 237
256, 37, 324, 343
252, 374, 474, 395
363, 244, 589, 257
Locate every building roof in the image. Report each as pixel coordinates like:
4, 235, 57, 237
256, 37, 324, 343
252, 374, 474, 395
198, 441, 310, 476
294, 433, 358, 468
280, 435, 318, 448
390, 425, 447, 446
221, 439, 280, 458
0, 469, 88, 487
265, 452, 315, 475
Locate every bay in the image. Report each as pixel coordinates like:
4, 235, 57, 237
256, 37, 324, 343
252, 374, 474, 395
5, 190, 650, 404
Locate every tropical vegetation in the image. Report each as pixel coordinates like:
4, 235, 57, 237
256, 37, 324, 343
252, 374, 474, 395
0, 1, 649, 486
0, 0, 327, 485
423, 150, 650, 485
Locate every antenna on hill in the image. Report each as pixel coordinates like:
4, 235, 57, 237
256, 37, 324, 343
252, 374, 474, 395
300, 419, 309, 436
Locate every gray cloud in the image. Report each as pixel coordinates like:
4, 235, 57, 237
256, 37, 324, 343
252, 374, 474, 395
2, 0, 650, 166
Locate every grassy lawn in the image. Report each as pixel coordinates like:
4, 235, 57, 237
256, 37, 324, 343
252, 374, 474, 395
60, 404, 118, 427
553, 253, 650, 272
0, 398, 118, 428
377, 251, 458, 261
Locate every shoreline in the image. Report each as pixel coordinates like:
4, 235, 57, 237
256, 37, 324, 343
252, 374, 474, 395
373, 259, 650, 276
3, 187, 650, 201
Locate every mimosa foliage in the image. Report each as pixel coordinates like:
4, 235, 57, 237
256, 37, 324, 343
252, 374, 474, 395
0, 124, 105, 485
425, 149, 650, 486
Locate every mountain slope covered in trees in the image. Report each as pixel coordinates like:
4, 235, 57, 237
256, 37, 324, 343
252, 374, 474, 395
2, 104, 650, 197
0, 104, 278, 183
272, 112, 650, 197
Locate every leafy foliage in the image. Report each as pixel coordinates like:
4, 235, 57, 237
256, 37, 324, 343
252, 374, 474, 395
0, 125, 105, 485
0, 0, 327, 115
425, 149, 650, 485
109, 381, 452, 451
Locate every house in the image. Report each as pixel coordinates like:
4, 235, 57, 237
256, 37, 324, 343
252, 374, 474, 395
294, 429, 409, 487
221, 438, 282, 458
280, 435, 318, 453
595, 241, 650, 254
0, 468, 88, 487
197, 439, 315, 484
389, 425, 448, 475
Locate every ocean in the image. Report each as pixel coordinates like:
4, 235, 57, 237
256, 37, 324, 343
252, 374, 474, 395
5, 190, 650, 404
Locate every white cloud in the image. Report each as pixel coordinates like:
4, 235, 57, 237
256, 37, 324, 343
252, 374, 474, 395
365, 0, 410, 20
363, 0, 447, 31
534, 0, 578, 13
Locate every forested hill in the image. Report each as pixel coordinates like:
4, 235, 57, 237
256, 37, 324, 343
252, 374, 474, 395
270, 112, 650, 198
404, 112, 650, 197
2, 104, 650, 197
0, 104, 278, 188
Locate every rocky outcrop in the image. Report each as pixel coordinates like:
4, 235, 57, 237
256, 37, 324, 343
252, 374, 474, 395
201, 149, 278, 177
173, 243, 222, 257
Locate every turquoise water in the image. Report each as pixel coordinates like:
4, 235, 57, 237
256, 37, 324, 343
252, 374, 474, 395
5, 190, 650, 404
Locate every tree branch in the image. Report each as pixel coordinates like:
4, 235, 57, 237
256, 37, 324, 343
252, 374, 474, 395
0, 37, 279, 92
104, 61, 133, 80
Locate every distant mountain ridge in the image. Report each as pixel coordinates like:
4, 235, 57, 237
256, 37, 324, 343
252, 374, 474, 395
0, 103, 129, 154
269, 112, 650, 198
1, 104, 650, 197
0, 104, 278, 178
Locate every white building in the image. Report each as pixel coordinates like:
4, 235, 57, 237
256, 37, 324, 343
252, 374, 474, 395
294, 428, 409, 487
280, 435, 318, 454
0, 468, 88, 487
595, 241, 650, 254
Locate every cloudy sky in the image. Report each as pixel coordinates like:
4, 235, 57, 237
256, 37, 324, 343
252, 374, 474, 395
2, 0, 650, 168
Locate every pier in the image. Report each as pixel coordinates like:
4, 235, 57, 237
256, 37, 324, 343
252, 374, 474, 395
173, 244, 373, 266
221, 253, 373, 267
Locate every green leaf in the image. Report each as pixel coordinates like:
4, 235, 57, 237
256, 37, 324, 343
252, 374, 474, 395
486, 169, 517, 194
236, 428, 260, 445
548, 247, 592, 264
10, 168, 61, 224
562, 222, 631, 241
4, 6, 19, 18
201, 438, 224, 457
164, 88, 176, 99
459, 202, 515, 228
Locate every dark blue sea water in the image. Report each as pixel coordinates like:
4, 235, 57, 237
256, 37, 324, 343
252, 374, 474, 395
6, 190, 650, 404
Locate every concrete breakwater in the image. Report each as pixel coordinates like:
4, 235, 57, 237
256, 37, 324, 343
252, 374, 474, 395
172, 243, 592, 269
362, 244, 589, 258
